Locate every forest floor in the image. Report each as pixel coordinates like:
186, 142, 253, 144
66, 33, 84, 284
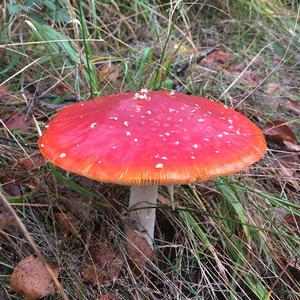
0, 1, 299, 299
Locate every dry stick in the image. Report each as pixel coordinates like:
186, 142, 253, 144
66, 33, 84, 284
171, 47, 216, 92
173, 47, 216, 76
0, 191, 70, 300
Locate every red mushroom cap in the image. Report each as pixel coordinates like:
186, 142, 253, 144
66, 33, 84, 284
38, 90, 266, 185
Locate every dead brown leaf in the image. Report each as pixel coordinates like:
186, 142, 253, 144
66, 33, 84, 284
81, 237, 123, 286
0, 170, 21, 197
98, 293, 118, 300
63, 196, 91, 220
10, 256, 59, 300
2, 180, 21, 197
0, 85, 11, 103
124, 223, 154, 268
19, 152, 46, 170
0, 212, 17, 230
273, 153, 300, 190
283, 141, 300, 152
204, 49, 231, 64
97, 63, 120, 83
6, 114, 31, 131
264, 120, 297, 144
1, 167, 38, 194
55, 212, 79, 235
199, 49, 232, 70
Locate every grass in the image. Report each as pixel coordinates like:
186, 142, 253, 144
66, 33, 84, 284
0, 0, 300, 299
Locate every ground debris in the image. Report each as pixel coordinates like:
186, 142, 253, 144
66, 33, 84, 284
0, 85, 12, 103
98, 293, 119, 300
272, 152, 299, 190
97, 63, 121, 83
5, 113, 32, 131
55, 212, 79, 235
0, 211, 17, 229
10, 255, 59, 300
18, 152, 46, 170
199, 48, 232, 67
264, 119, 299, 151
124, 222, 154, 269
81, 236, 123, 286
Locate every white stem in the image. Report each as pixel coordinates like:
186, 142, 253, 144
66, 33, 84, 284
129, 185, 158, 248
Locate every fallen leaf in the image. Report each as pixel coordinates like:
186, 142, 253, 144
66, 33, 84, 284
0, 212, 17, 230
19, 152, 46, 170
273, 153, 300, 190
264, 120, 297, 144
199, 49, 232, 70
81, 237, 123, 286
124, 223, 154, 268
97, 63, 120, 83
283, 141, 300, 152
1, 167, 38, 194
98, 293, 118, 300
0, 85, 11, 103
0, 170, 21, 197
6, 114, 30, 131
2, 180, 21, 197
10, 256, 59, 300
63, 196, 91, 220
55, 212, 79, 235
204, 49, 231, 64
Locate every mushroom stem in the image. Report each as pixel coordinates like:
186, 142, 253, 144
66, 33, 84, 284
129, 185, 158, 247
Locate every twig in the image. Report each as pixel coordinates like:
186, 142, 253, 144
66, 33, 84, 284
171, 47, 216, 92
173, 47, 216, 76
0, 190, 70, 300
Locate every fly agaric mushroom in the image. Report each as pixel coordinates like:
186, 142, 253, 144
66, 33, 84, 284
38, 90, 266, 247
